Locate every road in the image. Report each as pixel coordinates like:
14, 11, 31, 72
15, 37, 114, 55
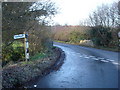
29, 42, 119, 88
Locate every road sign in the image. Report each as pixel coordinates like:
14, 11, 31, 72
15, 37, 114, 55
14, 34, 25, 39
118, 32, 120, 38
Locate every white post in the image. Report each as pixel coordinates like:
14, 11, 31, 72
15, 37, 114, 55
118, 32, 120, 47
118, 32, 120, 38
24, 32, 29, 61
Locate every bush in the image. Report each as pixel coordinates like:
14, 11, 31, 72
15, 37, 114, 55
69, 31, 83, 43
2, 41, 25, 66
92, 38, 101, 46
28, 25, 53, 56
90, 25, 112, 46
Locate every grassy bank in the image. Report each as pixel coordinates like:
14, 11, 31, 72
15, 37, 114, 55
2, 47, 63, 88
55, 40, 119, 52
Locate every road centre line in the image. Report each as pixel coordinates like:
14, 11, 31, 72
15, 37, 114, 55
112, 62, 119, 65
89, 55, 95, 57
100, 60, 109, 62
66, 51, 116, 64
93, 58, 99, 60
108, 60, 114, 62
97, 57, 105, 60
84, 57, 90, 59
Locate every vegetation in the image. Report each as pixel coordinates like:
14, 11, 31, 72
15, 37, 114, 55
2, 41, 25, 66
52, 25, 91, 42
90, 26, 112, 46
2, 1, 57, 66
2, 1, 65, 88
52, 1, 119, 52
2, 47, 62, 88
88, 2, 119, 49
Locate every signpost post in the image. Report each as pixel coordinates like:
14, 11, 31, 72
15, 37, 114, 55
118, 32, 120, 47
118, 32, 120, 38
14, 32, 29, 61
24, 32, 29, 61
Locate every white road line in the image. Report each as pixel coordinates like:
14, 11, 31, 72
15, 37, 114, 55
84, 57, 90, 59
112, 62, 119, 65
89, 56, 95, 57
97, 57, 105, 60
67, 52, 116, 64
108, 60, 114, 62
94, 58, 99, 60
106, 59, 110, 60
100, 60, 109, 62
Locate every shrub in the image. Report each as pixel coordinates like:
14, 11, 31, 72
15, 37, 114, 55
90, 25, 112, 46
2, 41, 25, 66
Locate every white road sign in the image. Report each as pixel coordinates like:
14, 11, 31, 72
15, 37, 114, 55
14, 34, 25, 39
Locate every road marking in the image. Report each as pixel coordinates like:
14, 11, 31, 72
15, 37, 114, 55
108, 60, 114, 62
89, 55, 95, 57
66, 52, 117, 64
112, 62, 119, 65
100, 60, 109, 62
97, 57, 105, 60
106, 59, 115, 61
84, 57, 90, 59
93, 58, 99, 60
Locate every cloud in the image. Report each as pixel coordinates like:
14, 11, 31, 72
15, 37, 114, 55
52, 0, 117, 25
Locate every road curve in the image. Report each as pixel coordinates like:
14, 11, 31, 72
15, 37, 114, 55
29, 42, 119, 88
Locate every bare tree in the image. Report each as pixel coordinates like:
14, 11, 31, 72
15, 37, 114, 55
118, 1, 120, 15
88, 2, 119, 27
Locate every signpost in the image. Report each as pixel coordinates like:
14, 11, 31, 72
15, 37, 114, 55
14, 32, 29, 61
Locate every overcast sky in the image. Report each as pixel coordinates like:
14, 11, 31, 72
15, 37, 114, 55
52, 0, 118, 25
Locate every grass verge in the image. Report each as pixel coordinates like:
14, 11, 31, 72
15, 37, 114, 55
2, 47, 63, 88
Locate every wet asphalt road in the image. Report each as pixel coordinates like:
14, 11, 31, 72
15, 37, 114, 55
30, 42, 119, 88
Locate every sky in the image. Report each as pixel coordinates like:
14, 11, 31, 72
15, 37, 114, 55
51, 0, 118, 25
